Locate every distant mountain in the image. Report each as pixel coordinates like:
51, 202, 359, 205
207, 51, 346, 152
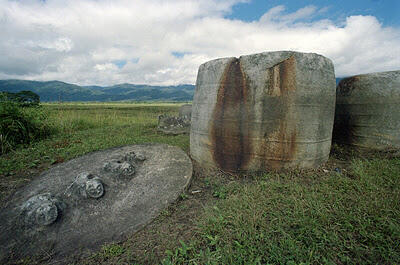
0, 80, 195, 102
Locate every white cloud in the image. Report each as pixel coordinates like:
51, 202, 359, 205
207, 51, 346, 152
260, 5, 318, 24
95, 63, 117, 71
0, 0, 399, 85
259, 5, 286, 23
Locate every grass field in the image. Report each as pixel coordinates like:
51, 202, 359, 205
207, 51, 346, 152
0, 102, 189, 201
1, 102, 399, 264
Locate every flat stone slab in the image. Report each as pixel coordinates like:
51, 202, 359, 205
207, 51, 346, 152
0, 144, 192, 263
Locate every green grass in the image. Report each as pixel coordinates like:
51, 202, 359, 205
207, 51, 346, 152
1, 102, 399, 264
163, 159, 400, 264
99, 243, 127, 258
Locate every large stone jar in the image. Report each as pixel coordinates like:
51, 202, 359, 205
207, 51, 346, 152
334, 70, 400, 150
190, 51, 336, 172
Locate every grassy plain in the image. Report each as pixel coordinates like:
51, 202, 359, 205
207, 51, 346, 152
0, 102, 188, 200
1, 102, 399, 264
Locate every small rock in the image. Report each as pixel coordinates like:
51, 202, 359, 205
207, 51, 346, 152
334, 167, 342, 174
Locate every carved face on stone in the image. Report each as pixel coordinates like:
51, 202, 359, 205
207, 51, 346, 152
85, 179, 104, 199
35, 202, 58, 226
103, 151, 146, 178
21, 193, 64, 227
65, 172, 105, 200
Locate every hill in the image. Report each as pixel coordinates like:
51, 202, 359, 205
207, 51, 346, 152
0, 80, 195, 102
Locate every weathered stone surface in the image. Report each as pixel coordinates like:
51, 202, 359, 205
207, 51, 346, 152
179, 104, 192, 119
158, 114, 191, 135
0, 144, 192, 263
190, 51, 336, 172
334, 70, 400, 150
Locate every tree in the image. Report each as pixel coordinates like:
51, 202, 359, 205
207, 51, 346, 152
15, 90, 40, 106
0, 90, 40, 107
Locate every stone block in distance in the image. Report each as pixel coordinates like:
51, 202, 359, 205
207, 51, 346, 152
334, 70, 400, 150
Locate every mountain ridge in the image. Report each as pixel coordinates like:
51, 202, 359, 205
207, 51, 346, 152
0, 79, 195, 102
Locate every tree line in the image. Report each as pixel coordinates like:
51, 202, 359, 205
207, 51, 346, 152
0, 90, 40, 107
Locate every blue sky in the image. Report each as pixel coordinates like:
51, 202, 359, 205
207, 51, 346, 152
0, 0, 399, 85
228, 0, 399, 26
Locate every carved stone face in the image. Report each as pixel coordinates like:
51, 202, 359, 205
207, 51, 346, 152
119, 161, 135, 175
85, 179, 104, 199
21, 193, 64, 227
102, 151, 146, 178
35, 202, 58, 226
65, 172, 105, 200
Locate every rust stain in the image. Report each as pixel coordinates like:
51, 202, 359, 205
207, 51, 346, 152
274, 123, 297, 169
267, 55, 296, 96
210, 58, 251, 172
263, 55, 298, 170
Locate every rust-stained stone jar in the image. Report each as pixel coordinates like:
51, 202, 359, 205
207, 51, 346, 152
190, 51, 336, 172
334, 70, 400, 150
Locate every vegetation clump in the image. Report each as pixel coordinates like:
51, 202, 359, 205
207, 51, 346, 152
0, 92, 52, 154
1, 91, 40, 107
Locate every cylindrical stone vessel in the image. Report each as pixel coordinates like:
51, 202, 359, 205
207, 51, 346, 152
334, 70, 400, 150
179, 104, 192, 118
190, 51, 336, 172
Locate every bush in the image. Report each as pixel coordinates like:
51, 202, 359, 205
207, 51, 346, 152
0, 91, 40, 107
15, 90, 40, 107
0, 99, 52, 154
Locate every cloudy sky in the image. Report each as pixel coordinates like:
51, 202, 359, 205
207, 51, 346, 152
0, 0, 399, 86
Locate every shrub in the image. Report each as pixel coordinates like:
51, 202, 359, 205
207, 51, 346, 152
15, 90, 40, 107
0, 91, 40, 107
0, 99, 52, 154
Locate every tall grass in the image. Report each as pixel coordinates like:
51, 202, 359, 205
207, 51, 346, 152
0, 101, 53, 154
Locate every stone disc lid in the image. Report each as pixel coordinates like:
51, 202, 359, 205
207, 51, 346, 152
0, 143, 192, 262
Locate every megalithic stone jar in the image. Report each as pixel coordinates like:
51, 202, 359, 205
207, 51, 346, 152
334, 70, 400, 150
190, 51, 336, 172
